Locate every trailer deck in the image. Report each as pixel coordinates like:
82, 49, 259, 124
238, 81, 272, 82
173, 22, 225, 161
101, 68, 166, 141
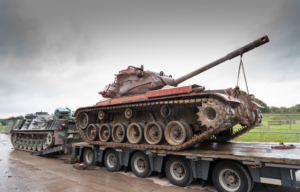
73, 142, 300, 165
72, 141, 300, 191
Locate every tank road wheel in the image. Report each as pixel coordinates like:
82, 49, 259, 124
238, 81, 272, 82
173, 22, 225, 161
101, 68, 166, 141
43, 137, 49, 150
99, 123, 112, 142
124, 108, 135, 119
23, 139, 28, 149
104, 149, 122, 172
98, 110, 107, 120
212, 161, 252, 192
144, 122, 164, 145
19, 139, 24, 149
112, 123, 127, 143
197, 99, 225, 129
32, 140, 37, 151
131, 152, 152, 178
83, 148, 97, 166
78, 113, 90, 130
46, 134, 53, 145
27, 140, 32, 150
15, 139, 20, 148
215, 128, 233, 140
12, 133, 17, 143
127, 123, 145, 144
37, 140, 43, 151
86, 124, 98, 141
165, 156, 194, 187
160, 105, 172, 117
165, 121, 191, 146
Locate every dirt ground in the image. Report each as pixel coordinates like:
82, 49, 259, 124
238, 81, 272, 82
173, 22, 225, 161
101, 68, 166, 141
0, 134, 298, 192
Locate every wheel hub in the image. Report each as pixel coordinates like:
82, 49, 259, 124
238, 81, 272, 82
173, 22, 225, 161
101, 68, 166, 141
177, 167, 183, 174
104, 130, 109, 136
227, 175, 236, 183
149, 126, 159, 140
219, 169, 241, 191
133, 128, 139, 138
170, 162, 186, 181
134, 157, 146, 173
117, 129, 123, 136
107, 154, 116, 168
170, 126, 183, 140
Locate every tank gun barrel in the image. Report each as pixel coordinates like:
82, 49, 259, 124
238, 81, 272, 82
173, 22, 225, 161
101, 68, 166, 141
173, 35, 269, 85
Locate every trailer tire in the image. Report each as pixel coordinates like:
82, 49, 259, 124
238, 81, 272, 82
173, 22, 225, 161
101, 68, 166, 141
131, 151, 152, 178
104, 149, 122, 172
212, 161, 252, 192
165, 156, 194, 187
250, 179, 255, 191
83, 148, 97, 166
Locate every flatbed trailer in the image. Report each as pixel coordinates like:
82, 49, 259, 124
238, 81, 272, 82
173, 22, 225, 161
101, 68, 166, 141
72, 141, 300, 192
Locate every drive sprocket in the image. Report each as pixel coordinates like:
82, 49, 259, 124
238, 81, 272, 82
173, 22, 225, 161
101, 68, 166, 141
197, 99, 225, 129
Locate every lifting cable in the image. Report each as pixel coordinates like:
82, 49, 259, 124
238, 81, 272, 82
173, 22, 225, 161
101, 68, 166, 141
236, 50, 250, 94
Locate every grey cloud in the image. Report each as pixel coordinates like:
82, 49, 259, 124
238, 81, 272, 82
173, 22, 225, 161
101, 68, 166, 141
0, 1, 44, 58
0, 0, 300, 117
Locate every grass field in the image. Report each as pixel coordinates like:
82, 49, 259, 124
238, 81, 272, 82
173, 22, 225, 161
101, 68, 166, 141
1, 126, 6, 131
233, 121, 300, 143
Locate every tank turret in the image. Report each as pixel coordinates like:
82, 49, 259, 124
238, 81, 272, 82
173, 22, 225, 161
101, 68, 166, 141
100, 36, 269, 98
54, 107, 74, 118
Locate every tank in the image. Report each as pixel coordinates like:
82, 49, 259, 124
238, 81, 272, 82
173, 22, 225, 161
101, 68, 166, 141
11, 107, 83, 152
75, 36, 269, 151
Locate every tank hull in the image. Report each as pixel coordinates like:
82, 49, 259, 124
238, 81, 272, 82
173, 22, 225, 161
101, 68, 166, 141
11, 116, 83, 153
75, 85, 262, 151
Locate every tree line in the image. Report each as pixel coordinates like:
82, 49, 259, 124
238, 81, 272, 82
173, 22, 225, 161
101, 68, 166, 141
253, 98, 300, 114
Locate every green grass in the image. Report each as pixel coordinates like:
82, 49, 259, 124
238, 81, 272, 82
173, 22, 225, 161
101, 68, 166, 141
232, 121, 300, 143
1, 126, 5, 131
261, 115, 300, 121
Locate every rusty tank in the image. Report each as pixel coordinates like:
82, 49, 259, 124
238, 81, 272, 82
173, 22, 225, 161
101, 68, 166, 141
75, 36, 269, 151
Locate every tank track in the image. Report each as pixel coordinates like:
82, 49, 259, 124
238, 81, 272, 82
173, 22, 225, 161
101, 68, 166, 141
217, 109, 261, 142
75, 97, 258, 151
11, 131, 55, 152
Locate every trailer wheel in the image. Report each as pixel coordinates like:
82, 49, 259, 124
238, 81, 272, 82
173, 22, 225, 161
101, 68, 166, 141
250, 179, 255, 191
104, 149, 122, 172
165, 156, 194, 187
212, 161, 252, 192
131, 152, 152, 178
83, 148, 97, 166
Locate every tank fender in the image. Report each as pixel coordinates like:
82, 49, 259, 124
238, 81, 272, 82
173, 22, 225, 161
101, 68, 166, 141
251, 101, 264, 110
197, 93, 241, 106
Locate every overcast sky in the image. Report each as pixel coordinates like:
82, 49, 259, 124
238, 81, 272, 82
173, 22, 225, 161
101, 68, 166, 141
0, 0, 299, 117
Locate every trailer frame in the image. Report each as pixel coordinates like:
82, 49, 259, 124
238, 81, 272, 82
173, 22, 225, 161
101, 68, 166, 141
72, 142, 300, 191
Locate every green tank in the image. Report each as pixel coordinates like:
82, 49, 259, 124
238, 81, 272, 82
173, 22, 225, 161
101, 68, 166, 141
10, 107, 82, 152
